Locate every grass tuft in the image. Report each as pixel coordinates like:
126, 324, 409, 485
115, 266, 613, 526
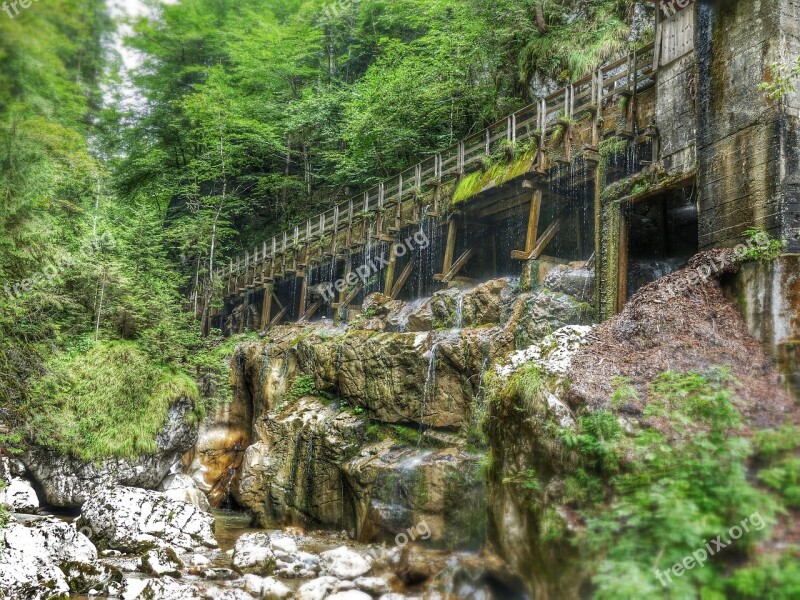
24, 340, 200, 461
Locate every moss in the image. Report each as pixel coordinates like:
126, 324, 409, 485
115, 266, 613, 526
289, 374, 317, 399
24, 341, 201, 461
451, 148, 539, 205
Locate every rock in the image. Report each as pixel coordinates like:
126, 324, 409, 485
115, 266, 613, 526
122, 577, 150, 599
319, 546, 371, 580
508, 291, 594, 350
394, 547, 447, 585
355, 576, 391, 594
242, 574, 292, 600
328, 592, 372, 600
61, 560, 125, 596
378, 595, 408, 600
296, 576, 341, 600
542, 264, 595, 302
0, 516, 97, 599
141, 547, 184, 577
191, 554, 211, 567
203, 588, 256, 600
76, 486, 218, 553
232, 532, 277, 575
158, 473, 211, 512
0, 476, 40, 513
22, 397, 199, 507
136, 576, 204, 599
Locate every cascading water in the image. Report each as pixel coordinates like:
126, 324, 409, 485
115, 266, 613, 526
419, 340, 438, 439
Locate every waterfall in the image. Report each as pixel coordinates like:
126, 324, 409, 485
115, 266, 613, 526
420, 340, 438, 439
455, 294, 464, 329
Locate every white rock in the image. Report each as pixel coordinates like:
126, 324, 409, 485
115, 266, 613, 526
232, 532, 276, 574
203, 588, 256, 600
378, 595, 408, 600
0, 476, 40, 513
355, 577, 391, 594
242, 574, 293, 600
135, 576, 204, 599
296, 576, 340, 600
319, 546, 372, 580
0, 517, 96, 598
158, 473, 211, 512
76, 486, 218, 553
122, 577, 150, 600
191, 553, 211, 567
327, 592, 372, 600
141, 547, 184, 577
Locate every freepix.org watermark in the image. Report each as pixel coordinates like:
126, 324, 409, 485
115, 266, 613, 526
3, 232, 115, 302
654, 511, 766, 587
659, 0, 694, 18
2, 0, 40, 20
317, 230, 429, 302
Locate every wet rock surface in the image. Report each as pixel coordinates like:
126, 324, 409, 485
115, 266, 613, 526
21, 397, 199, 508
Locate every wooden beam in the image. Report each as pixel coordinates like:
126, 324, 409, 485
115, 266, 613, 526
434, 246, 475, 284
299, 300, 321, 322
525, 190, 542, 253
339, 283, 364, 312
383, 248, 398, 297
442, 218, 458, 274
297, 275, 308, 322
511, 218, 561, 260
269, 304, 289, 327
259, 285, 273, 330
390, 261, 414, 299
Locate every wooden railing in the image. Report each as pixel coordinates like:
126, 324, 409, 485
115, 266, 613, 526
216, 42, 656, 299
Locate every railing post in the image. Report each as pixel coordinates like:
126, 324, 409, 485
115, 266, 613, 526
457, 141, 464, 177
485, 128, 491, 155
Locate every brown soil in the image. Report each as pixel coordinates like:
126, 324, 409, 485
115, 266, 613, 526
567, 249, 796, 429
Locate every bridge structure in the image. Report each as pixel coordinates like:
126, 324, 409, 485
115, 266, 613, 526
206, 0, 800, 404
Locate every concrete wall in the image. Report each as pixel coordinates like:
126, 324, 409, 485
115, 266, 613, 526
696, 0, 800, 252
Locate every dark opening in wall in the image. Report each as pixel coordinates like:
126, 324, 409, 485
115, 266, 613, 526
622, 183, 698, 300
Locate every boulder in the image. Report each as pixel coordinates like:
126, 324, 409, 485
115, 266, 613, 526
141, 547, 185, 577
136, 576, 204, 599
0, 516, 97, 599
0, 476, 40, 513
296, 576, 341, 600
60, 560, 125, 596
241, 574, 292, 599
22, 397, 199, 507
327, 592, 372, 600
158, 473, 211, 512
76, 486, 218, 553
355, 576, 391, 594
231, 532, 277, 575
319, 546, 372, 580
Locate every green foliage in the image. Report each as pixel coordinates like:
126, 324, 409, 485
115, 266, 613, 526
502, 467, 542, 492
753, 425, 800, 461
22, 341, 201, 461
610, 376, 638, 409
727, 553, 800, 599
759, 457, 800, 507
391, 424, 423, 446
759, 56, 800, 101
737, 228, 787, 262
289, 374, 317, 399
554, 369, 786, 599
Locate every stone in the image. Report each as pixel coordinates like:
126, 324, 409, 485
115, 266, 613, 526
136, 576, 204, 599
327, 592, 372, 600
0, 516, 97, 599
354, 576, 391, 594
296, 576, 341, 600
242, 574, 293, 600
141, 547, 185, 577
232, 532, 277, 575
157, 473, 211, 512
22, 397, 199, 507
61, 560, 125, 596
319, 546, 372, 580
0, 476, 40, 513
191, 554, 211, 567
202, 588, 256, 600
76, 486, 218, 553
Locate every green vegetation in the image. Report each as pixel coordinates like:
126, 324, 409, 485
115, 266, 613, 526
760, 56, 800, 101
22, 342, 201, 461
289, 375, 317, 399
564, 369, 797, 598
737, 228, 787, 262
